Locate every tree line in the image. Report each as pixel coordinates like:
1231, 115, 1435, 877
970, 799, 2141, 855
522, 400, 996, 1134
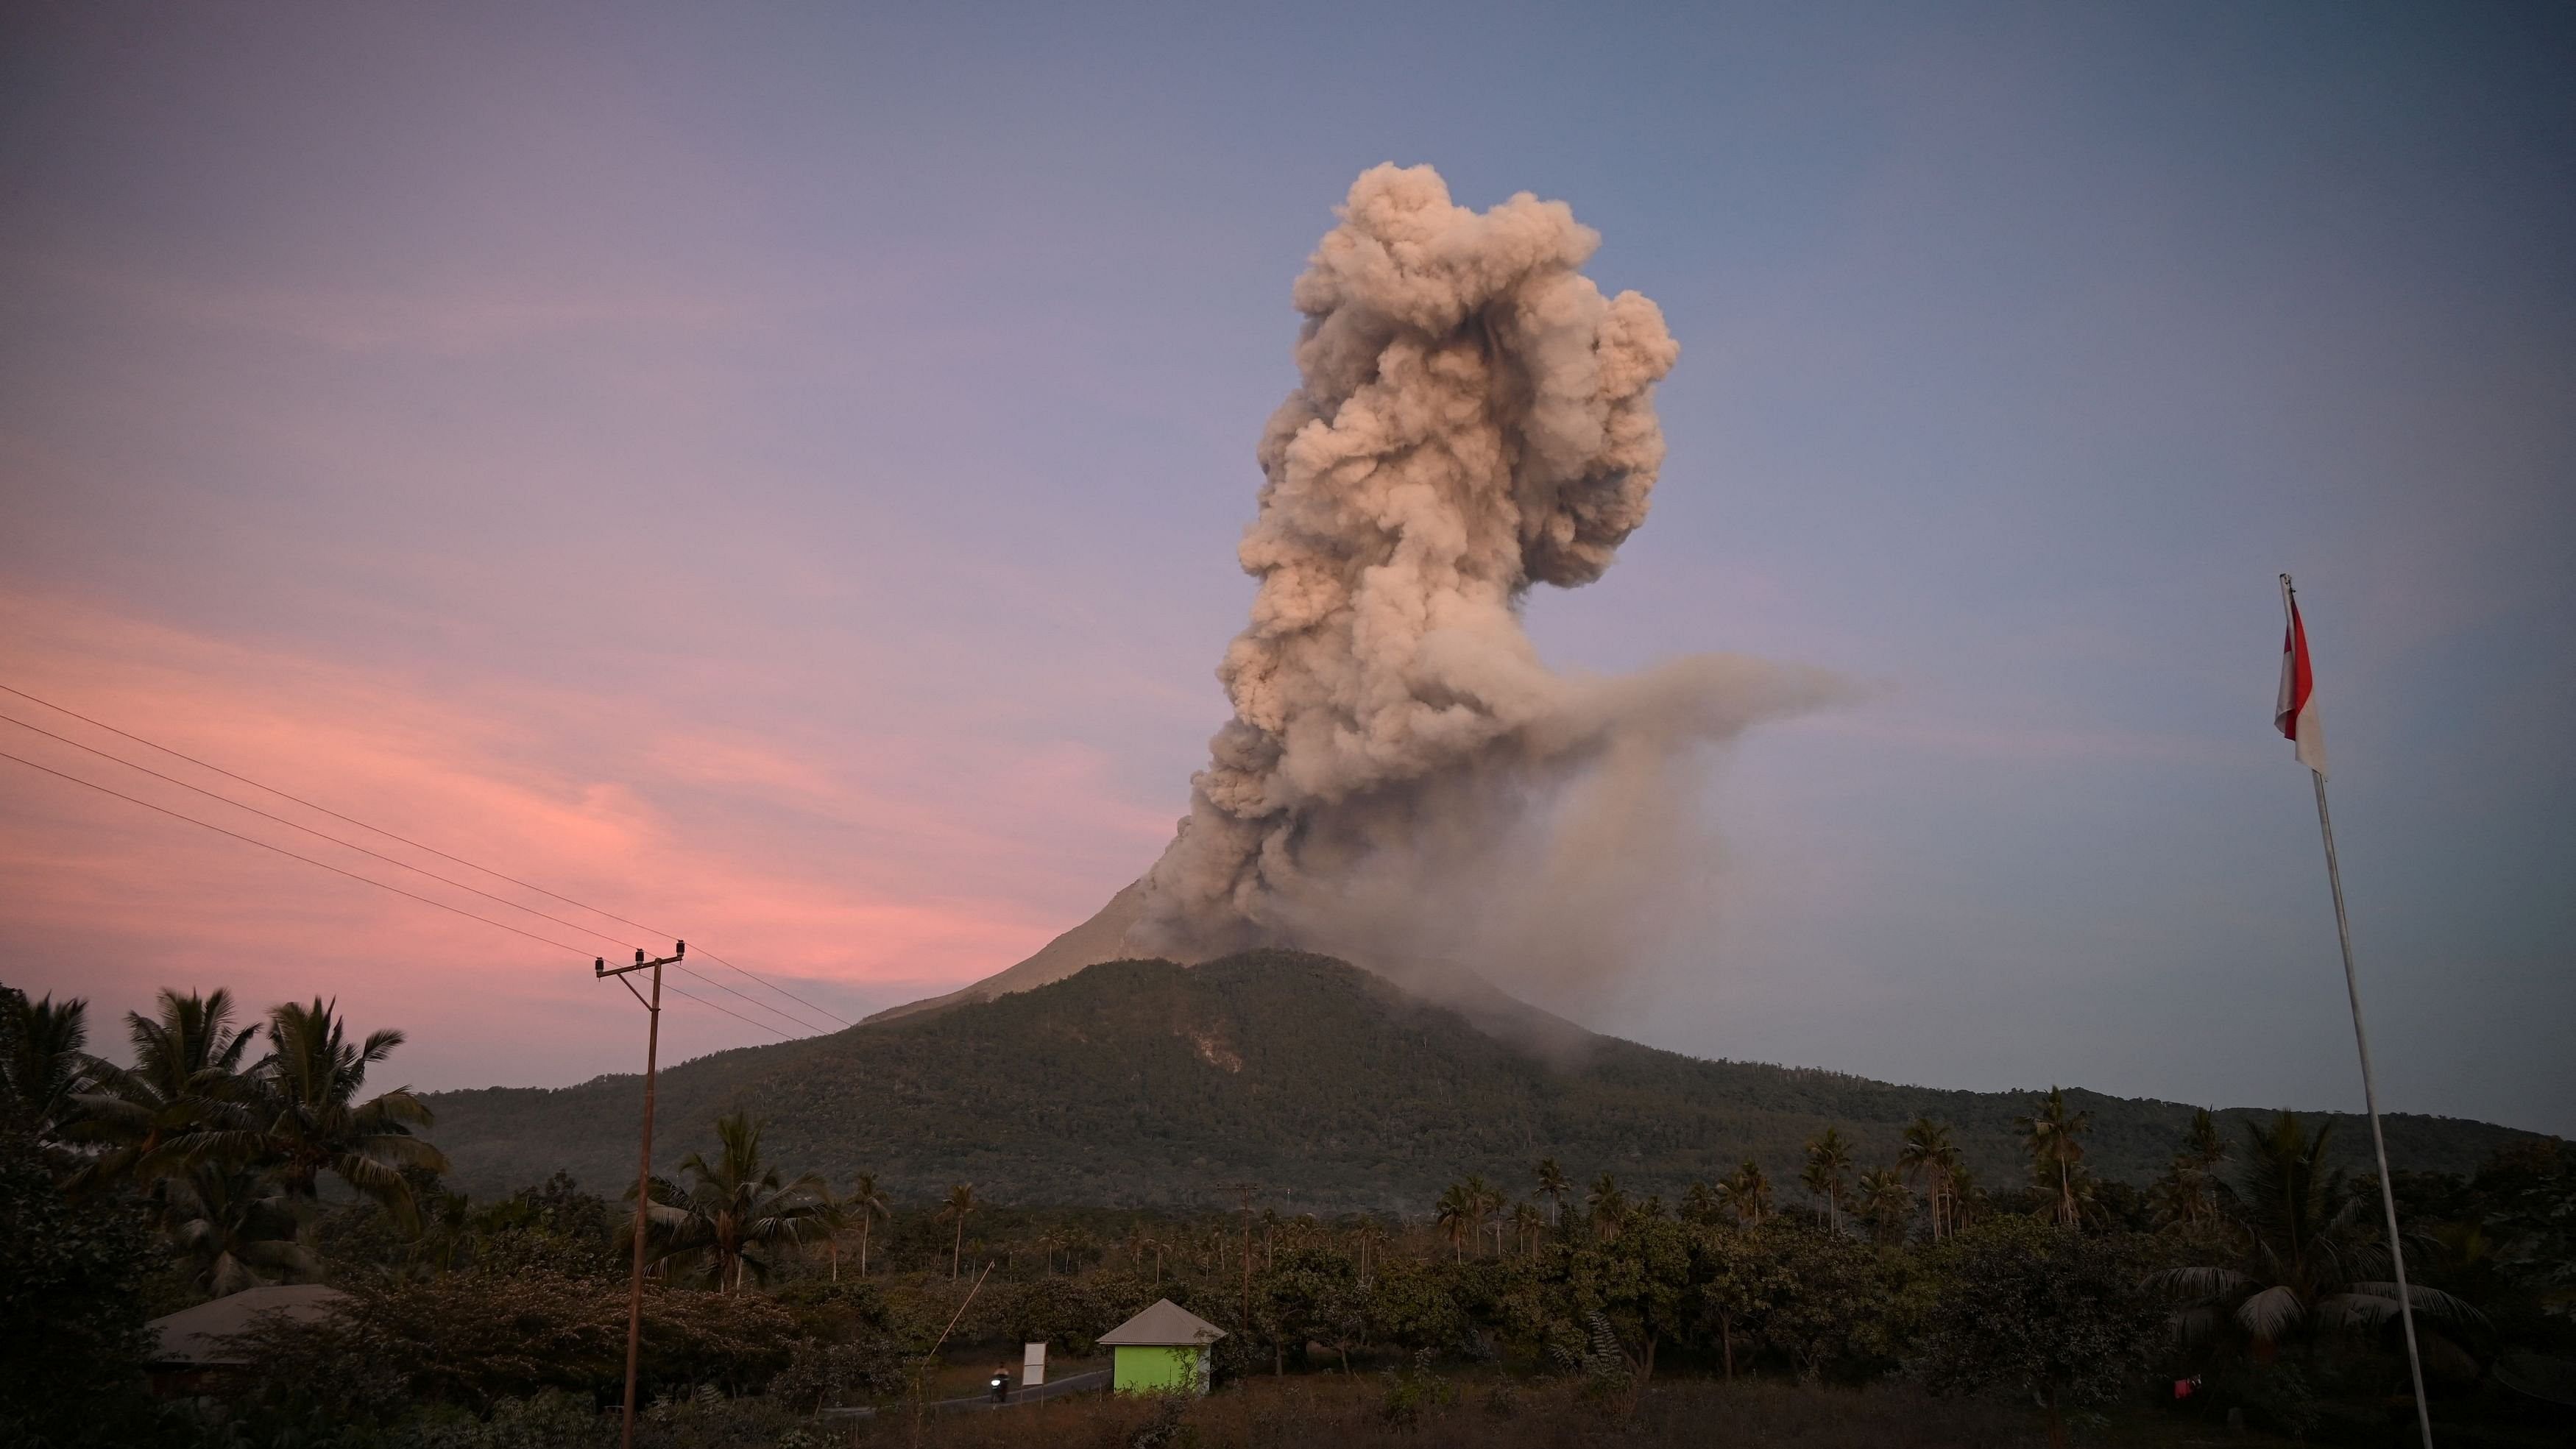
4, 980, 2569, 1448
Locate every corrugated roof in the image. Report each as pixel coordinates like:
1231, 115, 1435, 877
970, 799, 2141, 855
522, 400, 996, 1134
1097, 1297, 1226, 1346
146, 1283, 349, 1366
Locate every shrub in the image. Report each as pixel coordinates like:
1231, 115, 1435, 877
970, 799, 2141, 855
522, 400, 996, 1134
1914, 1217, 2159, 1448
1377, 1348, 1455, 1429
765, 1335, 903, 1411
1365, 1260, 1470, 1355
767, 1278, 892, 1342
1738, 1222, 1891, 1382
397, 1391, 610, 1449
993, 1271, 1118, 1353
0, 1138, 166, 1448
1126, 1393, 1197, 1449
635, 1385, 804, 1449
230, 1270, 800, 1411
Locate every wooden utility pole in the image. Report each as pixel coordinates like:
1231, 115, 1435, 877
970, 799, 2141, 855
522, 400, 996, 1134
598, 941, 685, 1449
1229, 1182, 1256, 1350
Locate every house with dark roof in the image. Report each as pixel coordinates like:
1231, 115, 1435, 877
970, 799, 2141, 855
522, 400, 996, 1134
145, 1283, 348, 1396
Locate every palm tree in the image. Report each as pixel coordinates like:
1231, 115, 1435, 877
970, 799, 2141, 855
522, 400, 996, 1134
1947, 1162, 1981, 1231
1897, 1117, 1960, 1241
2151, 1113, 2483, 1361
2015, 1087, 2092, 1228
634, 1113, 830, 1292
1459, 1174, 1502, 1257
1534, 1158, 1571, 1230
810, 1186, 851, 1281
408, 1186, 477, 1275
1855, 1168, 1913, 1245
2182, 1107, 2226, 1175
846, 1171, 888, 1275
71, 988, 259, 1192
1434, 1181, 1476, 1261
1802, 1127, 1855, 1234
1510, 1200, 1545, 1256
164, 1161, 317, 1297
940, 1182, 979, 1279
1681, 1179, 1722, 1226
219, 999, 447, 1227
1352, 1219, 1387, 1282
1719, 1159, 1771, 1227
1586, 1172, 1628, 1240
2155, 1108, 2229, 1230
0, 989, 93, 1150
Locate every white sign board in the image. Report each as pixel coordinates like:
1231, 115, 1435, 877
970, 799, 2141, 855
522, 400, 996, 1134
1022, 1341, 1047, 1387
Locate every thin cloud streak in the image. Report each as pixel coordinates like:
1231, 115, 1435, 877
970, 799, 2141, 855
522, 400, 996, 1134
8, 251, 757, 355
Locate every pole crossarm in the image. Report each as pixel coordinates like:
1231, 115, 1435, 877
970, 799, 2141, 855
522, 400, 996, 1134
598, 941, 685, 979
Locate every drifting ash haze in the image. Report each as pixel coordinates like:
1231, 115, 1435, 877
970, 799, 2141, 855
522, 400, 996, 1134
871, 164, 1844, 1027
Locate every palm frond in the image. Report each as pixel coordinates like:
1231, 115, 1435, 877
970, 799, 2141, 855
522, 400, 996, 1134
357, 1133, 450, 1172
353, 1088, 435, 1129
2146, 1265, 2254, 1301
2168, 1305, 2226, 1347
2234, 1284, 2307, 1342
2333, 1283, 2491, 1331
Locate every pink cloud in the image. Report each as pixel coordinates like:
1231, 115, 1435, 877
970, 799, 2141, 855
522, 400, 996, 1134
0, 588, 1165, 1087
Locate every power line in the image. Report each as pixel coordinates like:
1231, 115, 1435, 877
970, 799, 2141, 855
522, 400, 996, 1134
688, 946, 849, 1029
1, 748, 811, 1043
665, 957, 829, 1037
0, 681, 853, 1029
666, 982, 796, 1040
2, 709, 645, 952
0, 681, 651, 922
1, 706, 835, 1036
1, 748, 598, 958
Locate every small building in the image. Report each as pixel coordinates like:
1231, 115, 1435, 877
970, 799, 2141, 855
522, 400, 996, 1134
1098, 1298, 1225, 1395
145, 1283, 349, 1396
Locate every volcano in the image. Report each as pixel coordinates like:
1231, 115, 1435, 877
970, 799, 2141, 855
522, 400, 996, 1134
422, 950, 2539, 1211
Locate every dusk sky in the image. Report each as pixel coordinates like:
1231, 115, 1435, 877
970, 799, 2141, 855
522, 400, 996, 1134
4, 4, 2569, 1135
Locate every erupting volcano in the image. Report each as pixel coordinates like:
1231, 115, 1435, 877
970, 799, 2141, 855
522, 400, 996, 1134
875, 163, 1844, 1025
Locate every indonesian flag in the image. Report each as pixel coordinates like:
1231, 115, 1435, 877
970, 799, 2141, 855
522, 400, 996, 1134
2276, 579, 2327, 778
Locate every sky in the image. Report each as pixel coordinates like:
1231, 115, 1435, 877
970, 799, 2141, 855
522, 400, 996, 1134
2, 2, 2569, 1136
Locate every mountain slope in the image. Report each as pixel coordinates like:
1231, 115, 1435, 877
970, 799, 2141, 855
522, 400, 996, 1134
863, 879, 1146, 1024
424, 952, 2545, 1210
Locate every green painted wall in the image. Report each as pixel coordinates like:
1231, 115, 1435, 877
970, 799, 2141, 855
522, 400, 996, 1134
1112, 1345, 1206, 1395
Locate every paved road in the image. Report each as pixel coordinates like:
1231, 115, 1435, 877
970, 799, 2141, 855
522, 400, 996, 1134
821, 1368, 1111, 1418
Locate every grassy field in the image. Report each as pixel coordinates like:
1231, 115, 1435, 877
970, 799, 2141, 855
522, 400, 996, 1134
847, 1375, 2301, 1448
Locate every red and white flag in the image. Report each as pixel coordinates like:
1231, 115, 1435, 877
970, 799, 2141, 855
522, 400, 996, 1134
2276, 579, 2327, 778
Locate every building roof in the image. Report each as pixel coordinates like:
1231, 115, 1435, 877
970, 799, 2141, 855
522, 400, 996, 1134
146, 1283, 350, 1367
1097, 1297, 1227, 1347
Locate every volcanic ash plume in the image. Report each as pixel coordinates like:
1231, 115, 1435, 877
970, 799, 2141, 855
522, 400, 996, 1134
1125, 164, 1844, 999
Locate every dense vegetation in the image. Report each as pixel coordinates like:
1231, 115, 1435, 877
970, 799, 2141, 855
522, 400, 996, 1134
4, 971, 2570, 1449
422, 952, 2538, 1207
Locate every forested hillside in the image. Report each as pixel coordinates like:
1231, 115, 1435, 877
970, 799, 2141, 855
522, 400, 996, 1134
424, 952, 2540, 1208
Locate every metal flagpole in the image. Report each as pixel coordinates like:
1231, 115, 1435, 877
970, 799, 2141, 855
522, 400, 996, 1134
2284, 575, 2434, 1449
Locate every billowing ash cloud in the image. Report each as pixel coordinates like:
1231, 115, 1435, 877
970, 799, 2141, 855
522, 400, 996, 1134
1125, 164, 1844, 998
